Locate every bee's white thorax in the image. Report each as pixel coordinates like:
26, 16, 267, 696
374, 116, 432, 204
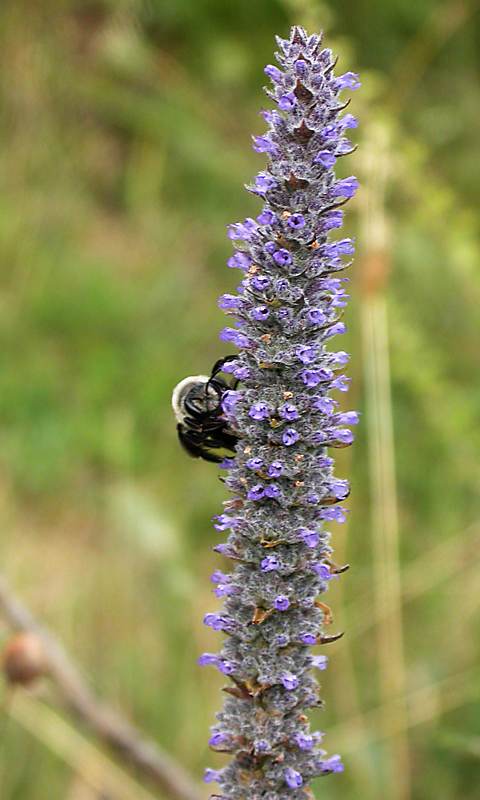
171, 375, 210, 424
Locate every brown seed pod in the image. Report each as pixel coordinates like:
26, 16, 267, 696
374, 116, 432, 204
3, 633, 46, 686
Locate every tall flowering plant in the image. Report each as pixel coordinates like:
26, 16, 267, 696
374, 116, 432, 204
200, 26, 360, 798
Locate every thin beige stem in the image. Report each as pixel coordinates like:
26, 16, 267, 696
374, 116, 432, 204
0, 575, 202, 800
349, 521, 480, 640
331, 668, 480, 753
360, 122, 411, 799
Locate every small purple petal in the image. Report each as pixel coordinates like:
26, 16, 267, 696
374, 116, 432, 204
264, 64, 283, 83
284, 767, 303, 788
250, 305, 270, 321
332, 176, 359, 198
247, 484, 265, 500
198, 653, 218, 666
246, 457, 264, 470
261, 555, 280, 572
287, 213, 305, 229
311, 654, 329, 670
267, 460, 284, 478
219, 327, 251, 348
282, 428, 300, 446
279, 403, 299, 421
335, 71, 361, 90
204, 768, 221, 784
314, 150, 336, 168
273, 248, 292, 266
278, 93, 297, 111
281, 671, 299, 691
257, 209, 276, 226
275, 595, 290, 611
264, 484, 281, 499
249, 402, 271, 420
209, 732, 228, 747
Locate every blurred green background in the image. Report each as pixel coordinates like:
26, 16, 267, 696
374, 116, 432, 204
0, 0, 479, 798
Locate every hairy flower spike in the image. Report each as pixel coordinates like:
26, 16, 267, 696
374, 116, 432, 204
201, 26, 359, 798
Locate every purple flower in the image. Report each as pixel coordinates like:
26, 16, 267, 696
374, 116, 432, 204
246, 456, 264, 470
332, 176, 359, 198
335, 71, 361, 90
213, 513, 238, 531
313, 563, 332, 581
294, 732, 315, 750
247, 484, 265, 500
251, 274, 271, 291
332, 428, 355, 445
219, 327, 251, 348
250, 305, 270, 321
204, 768, 222, 784
257, 209, 276, 225
218, 293, 242, 310
210, 570, 229, 584
341, 113, 358, 128
298, 528, 320, 548
319, 754, 344, 773
264, 483, 281, 499
198, 653, 218, 666
275, 595, 290, 611
273, 248, 292, 266
261, 555, 280, 572
322, 209, 344, 230
281, 671, 299, 691
331, 374, 351, 391
287, 213, 306, 229
199, 26, 360, 795
331, 350, 350, 365
320, 506, 348, 523
217, 659, 236, 675
314, 150, 336, 168
264, 64, 283, 83
267, 460, 284, 478
285, 767, 303, 788
249, 402, 271, 420
220, 390, 241, 417
227, 250, 252, 270
279, 403, 299, 421
204, 613, 228, 631
313, 396, 336, 415
227, 217, 257, 240
300, 368, 334, 387
278, 93, 297, 111
253, 172, 277, 195
324, 321, 347, 339
296, 345, 318, 364
209, 732, 228, 747
329, 479, 350, 498
335, 410, 359, 425
282, 428, 300, 446
311, 655, 329, 670
252, 135, 278, 154
306, 307, 327, 325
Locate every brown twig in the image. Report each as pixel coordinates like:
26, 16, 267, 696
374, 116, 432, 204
0, 575, 202, 800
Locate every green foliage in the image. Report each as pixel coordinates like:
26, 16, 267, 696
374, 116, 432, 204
0, 1, 479, 798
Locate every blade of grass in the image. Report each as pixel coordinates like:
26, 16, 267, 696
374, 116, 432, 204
5, 693, 161, 800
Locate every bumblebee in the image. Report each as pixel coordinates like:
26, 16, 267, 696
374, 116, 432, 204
172, 357, 240, 463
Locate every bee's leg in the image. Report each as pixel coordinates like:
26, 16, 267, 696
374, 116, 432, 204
211, 355, 237, 379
